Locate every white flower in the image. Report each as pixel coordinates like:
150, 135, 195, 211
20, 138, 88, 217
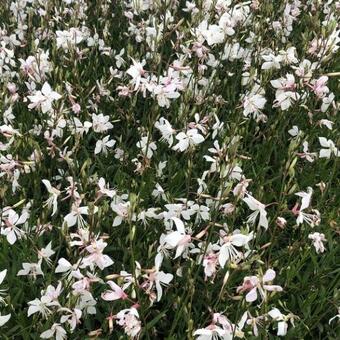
55, 258, 80, 278
308, 232, 326, 253
261, 53, 282, 70
318, 137, 339, 158
17, 260, 44, 278
164, 217, 192, 258
27, 82, 62, 113
38, 242, 55, 265
268, 308, 289, 336
295, 187, 313, 211
42, 180, 60, 216
73, 118, 92, 136
136, 136, 157, 158
155, 117, 175, 146
242, 85, 267, 117
95, 135, 115, 155
64, 204, 98, 228
153, 83, 181, 108
218, 231, 253, 268
198, 21, 225, 46
193, 326, 232, 340
154, 270, 173, 301
126, 59, 146, 90
40, 323, 67, 340
219, 12, 236, 36
279, 46, 298, 64
173, 129, 204, 152
243, 194, 268, 229
152, 183, 166, 200
0, 269, 8, 305
0, 313, 11, 327
56, 28, 84, 50
318, 119, 333, 130
27, 295, 59, 318
92, 113, 113, 133
321, 93, 334, 112
288, 125, 300, 137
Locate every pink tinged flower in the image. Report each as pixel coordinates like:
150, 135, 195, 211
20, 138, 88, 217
1, 208, 28, 245
111, 202, 130, 226
271, 74, 299, 110
72, 103, 81, 114
59, 308, 82, 332
97, 177, 116, 198
312, 76, 329, 98
71, 276, 93, 294
203, 252, 218, 279
101, 281, 128, 301
115, 308, 141, 338
242, 277, 260, 302
237, 269, 282, 303
45, 282, 63, 302
40, 323, 67, 340
243, 194, 268, 229
82, 239, 113, 270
